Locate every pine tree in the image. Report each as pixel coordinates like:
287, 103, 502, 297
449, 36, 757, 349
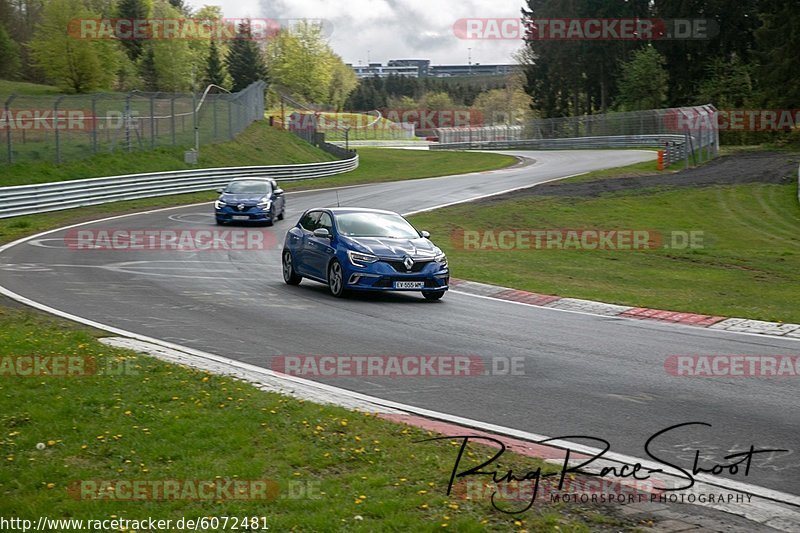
225, 21, 267, 92
204, 39, 226, 88
117, 0, 150, 62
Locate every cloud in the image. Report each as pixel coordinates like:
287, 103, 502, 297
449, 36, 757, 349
184, 0, 524, 64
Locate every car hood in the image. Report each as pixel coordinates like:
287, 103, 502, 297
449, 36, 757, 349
219, 193, 269, 204
342, 236, 441, 259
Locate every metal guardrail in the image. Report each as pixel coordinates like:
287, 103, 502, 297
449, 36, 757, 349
430, 134, 688, 151
0, 153, 358, 219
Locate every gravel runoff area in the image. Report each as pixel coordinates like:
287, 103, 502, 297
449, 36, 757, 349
477, 152, 800, 203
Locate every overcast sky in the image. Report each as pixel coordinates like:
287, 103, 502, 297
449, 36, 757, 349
184, 0, 526, 65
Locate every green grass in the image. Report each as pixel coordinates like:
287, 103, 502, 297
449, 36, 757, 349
0, 80, 62, 96
557, 156, 670, 184
0, 122, 336, 187
0, 304, 636, 530
410, 181, 800, 323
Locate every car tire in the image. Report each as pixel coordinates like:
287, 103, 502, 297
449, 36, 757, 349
215, 218, 225, 226
277, 206, 284, 221
327, 259, 347, 297
282, 251, 302, 285
265, 210, 274, 227
422, 290, 445, 301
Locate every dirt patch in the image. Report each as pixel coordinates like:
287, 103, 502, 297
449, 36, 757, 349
479, 152, 800, 204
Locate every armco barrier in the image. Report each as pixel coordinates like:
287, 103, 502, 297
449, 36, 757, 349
430, 134, 687, 151
0, 153, 357, 219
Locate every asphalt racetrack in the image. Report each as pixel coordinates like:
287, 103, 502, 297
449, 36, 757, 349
2, 149, 798, 500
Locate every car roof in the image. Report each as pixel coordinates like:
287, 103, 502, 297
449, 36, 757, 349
307, 207, 400, 216
228, 178, 275, 182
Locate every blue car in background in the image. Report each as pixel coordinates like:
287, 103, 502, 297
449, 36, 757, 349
214, 178, 286, 226
282, 208, 449, 300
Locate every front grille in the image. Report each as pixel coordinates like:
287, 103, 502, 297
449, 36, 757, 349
383, 258, 434, 273
226, 204, 256, 212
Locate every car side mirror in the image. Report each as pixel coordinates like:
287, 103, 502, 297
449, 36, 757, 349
274, 188, 284, 196
420, 230, 431, 239
313, 228, 331, 239
215, 187, 224, 193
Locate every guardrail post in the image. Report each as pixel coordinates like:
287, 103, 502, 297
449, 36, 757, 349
4, 94, 16, 164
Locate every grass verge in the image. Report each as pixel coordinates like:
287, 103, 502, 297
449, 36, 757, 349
0, 148, 517, 246
0, 303, 638, 530
409, 176, 800, 323
0, 122, 337, 187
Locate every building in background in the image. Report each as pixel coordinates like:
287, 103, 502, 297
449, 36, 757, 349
347, 59, 516, 79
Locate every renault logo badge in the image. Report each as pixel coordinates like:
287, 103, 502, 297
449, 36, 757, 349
237, 204, 245, 211
403, 256, 414, 270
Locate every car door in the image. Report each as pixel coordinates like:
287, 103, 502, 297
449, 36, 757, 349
272, 181, 285, 214
304, 212, 336, 279
292, 211, 320, 277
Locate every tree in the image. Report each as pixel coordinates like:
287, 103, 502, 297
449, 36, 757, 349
0, 25, 20, 79
695, 55, 753, 108
754, 0, 800, 107
327, 60, 357, 110
143, 0, 193, 91
226, 20, 267, 92
615, 46, 669, 110
265, 21, 333, 102
116, 0, 151, 61
29, 0, 121, 93
204, 39, 227, 88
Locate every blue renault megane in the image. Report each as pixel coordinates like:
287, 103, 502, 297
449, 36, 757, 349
214, 178, 286, 226
282, 208, 449, 300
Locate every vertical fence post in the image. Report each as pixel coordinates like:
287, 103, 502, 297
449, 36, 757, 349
90, 95, 98, 155
227, 97, 233, 139
150, 94, 156, 150
125, 94, 132, 152
54, 96, 65, 164
170, 96, 176, 145
212, 95, 218, 140
4, 95, 16, 164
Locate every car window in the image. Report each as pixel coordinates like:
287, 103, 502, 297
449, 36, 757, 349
225, 180, 271, 194
334, 212, 420, 238
317, 213, 333, 234
299, 211, 321, 231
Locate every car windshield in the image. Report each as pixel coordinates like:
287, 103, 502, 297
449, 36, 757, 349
335, 212, 420, 239
225, 181, 271, 194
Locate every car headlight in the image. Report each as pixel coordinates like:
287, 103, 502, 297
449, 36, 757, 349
435, 253, 448, 268
348, 250, 378, 267
214, 199, 225, 209
257, 199, 271, 210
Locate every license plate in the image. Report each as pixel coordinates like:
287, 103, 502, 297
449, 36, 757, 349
232, 215, 250, 221
394, 281, 424, 289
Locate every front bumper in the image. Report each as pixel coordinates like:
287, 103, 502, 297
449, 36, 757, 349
343, 258, 449, 292
215, 205, 272, 223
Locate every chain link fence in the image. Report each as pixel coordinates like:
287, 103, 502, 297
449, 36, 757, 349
1, 81, 266, 165
435, 105, 719, 167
